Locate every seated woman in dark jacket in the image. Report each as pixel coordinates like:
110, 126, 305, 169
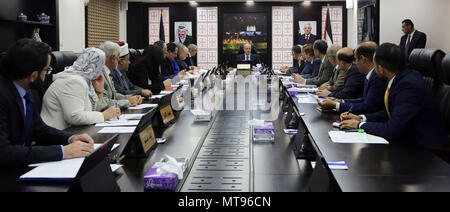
128, 45, 172, 94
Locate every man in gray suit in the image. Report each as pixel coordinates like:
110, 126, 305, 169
97, 41, 142, 111
293, 40, 334, 86
111, 42, 152, 98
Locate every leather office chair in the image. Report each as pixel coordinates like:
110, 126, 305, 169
45, 51, 78, 93
442, 53, 450, 85
409, 49, 446, 94
129, 48, 141, 65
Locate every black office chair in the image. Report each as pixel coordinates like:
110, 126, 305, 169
409, 49, 446, 94
45, 51, 78, 94
442, 53, 450, 85
129, 48, 140, 65
138, 49, 144, 55
50, 51, 78, 75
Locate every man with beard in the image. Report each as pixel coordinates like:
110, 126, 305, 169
339, 43, 449, 148
0, 39, 95, 167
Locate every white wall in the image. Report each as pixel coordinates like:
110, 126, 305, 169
58, 0, 85, 52
58, 0, 128, 52
346, 0, 358, 49
380, 0, 450, 52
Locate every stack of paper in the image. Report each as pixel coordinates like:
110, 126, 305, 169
296, 94, 318, 104
289, 87, 318, 93
150, 95, 165, 99
328, 131, 389, 144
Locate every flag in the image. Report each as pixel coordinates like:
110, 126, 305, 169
323, 5, 333, 46
159, 10, 165, 42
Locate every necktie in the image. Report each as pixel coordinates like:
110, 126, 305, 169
306, 35, 309, 44
405, 35, 411, 57
363, 78, 369, 98
23, 92, 34, 145
384, 88, 390, 117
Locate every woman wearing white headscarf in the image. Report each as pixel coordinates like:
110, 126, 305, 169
41, 48, 120, 130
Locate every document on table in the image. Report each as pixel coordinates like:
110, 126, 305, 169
21, 144, 122, 181
296, 94, 318, 104
159, 91, 173, 95
150, 95, 165, 99
95, 119, 140, 127
273, 69, 283, 75
120, 114, 145, 120
98, 127, 136, 134
289, 87, 318, 93
328, 131, 389, 144
129, 104, 158, 110
29, 144, 120, 167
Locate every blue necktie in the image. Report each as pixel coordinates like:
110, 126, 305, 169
363, 78, 369, 98
23, 92, 34, 145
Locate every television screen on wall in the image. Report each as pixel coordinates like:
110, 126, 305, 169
223, 13, 268, 55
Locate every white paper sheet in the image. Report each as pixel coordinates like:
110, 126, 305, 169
150, 95, 165, 99
95, 120, 140, 127
128, 104, 158, 110
29, 144, 120, 167
328, 131, 389, 144
119, 114, 145, 120
98, 127, 136, 134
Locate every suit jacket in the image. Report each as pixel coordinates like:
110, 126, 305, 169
128, 62, 165, 95
301, 58, 322, 79
161, 58, 178, 80
0, 75, 72, 167
41, 74, 105, 130
306, 56, 334, 86
298, 33, 317, 46
339, 69, 387, 114
400, 30, 427, 60
361, 69, 449, 148
327, 67, 346, 91
329, 64, 365, 99
184, 54, 194, 67
110, 68, 143, 96
96, 66, 131, 111
235, 53, 261, 67
286, 59, 306, 75
177, 59, 189, 71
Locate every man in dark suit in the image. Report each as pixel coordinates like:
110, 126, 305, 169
235, 43, 261, 67
340, 43, 449, 148
0, 39, 95, 168
161, 42, 186, 80
318, 41, 387, 115
317, 47, 365, 99
298, 24, 317, 46
399, 19, 427, 61
185, 44, 197, 69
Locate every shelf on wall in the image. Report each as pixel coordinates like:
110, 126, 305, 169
0, 19, 54, 26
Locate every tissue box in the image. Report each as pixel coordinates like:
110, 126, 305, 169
253, 124, 275, 142
288, 90, 299, 97
191, 110, 212, 122
144, 167, 179, 191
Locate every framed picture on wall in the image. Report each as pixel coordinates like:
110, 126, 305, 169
174, 22, 193, 46
298, 21, 317, 46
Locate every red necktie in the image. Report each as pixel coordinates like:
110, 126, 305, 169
305, 35, 309, 44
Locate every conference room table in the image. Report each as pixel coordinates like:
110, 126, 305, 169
2, 73, 450, 192
0, 78, 307, 192
280, 78, 450, 192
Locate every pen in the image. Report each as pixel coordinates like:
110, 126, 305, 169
344, 129, 365, 133
114, 102, 119, 120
